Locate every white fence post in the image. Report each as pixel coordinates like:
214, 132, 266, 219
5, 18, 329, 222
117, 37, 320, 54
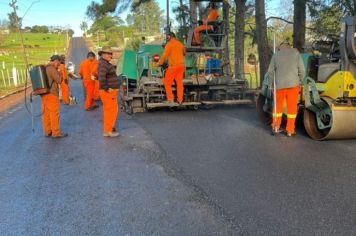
1, 70, 6, 87
12, 67, 18, 86
6, 69, 11, 86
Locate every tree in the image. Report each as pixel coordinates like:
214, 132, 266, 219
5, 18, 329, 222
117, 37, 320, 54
86, 0, 150, 20
8, 12, 20, 32
30, 25, 49, 33
68, 29, 74, 37
89, 16, 123, 35
223, 1, 232, 76
293, 0, 306, 51
189, 0, 198, 23
234, 0, 248, 80
255, 0, 270, 84
132, 1, 164, 34
80, 21, 88, 35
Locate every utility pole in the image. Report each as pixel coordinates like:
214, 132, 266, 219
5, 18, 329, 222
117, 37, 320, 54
9, 0, 29, 70
166, 0, 170, 34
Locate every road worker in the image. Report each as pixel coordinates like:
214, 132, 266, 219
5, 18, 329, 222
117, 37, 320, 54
267, 41, 305, 137
98, 46, 120, 137
158, 32, 186, 105
79, 51, 99, 111
59, 55, 70, 105
41, 55, 68, 138
192, 2, 219, 46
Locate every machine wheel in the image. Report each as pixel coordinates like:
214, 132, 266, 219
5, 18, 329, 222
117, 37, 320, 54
193, 105, 199, 110
256, 94, 272, 126
303, 108, 326, 140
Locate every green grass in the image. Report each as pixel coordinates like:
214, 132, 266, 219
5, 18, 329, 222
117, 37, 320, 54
0, 33, 67, 94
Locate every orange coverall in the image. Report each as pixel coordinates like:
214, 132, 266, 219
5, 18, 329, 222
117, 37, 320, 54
99, 90, 119, 133
91, 59, 100, 100
42, 64, 62, 137
193, 8, 219, 45
158, 38, 186, 103
42, 94, 61, 136
59, 64, 70, 105
272, 86, 300, 134
79, 59, 96, 110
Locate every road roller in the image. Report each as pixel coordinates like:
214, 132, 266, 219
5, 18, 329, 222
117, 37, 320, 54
257, 16, 356, 140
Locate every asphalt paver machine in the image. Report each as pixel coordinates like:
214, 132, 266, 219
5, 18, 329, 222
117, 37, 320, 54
119, 0, 257, 113
257, 16, 356, 140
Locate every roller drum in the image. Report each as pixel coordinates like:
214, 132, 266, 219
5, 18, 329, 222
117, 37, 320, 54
304, 97, 356, 140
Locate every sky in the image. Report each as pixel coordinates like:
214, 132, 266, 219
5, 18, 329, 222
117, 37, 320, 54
0, 0, 281, 37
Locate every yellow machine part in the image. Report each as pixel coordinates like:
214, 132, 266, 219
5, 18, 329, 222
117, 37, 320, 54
318, 71, 356, 99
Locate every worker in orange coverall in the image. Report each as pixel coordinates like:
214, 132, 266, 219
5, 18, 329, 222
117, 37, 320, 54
79, 51, 99, 111
192, 2, 219, 46
59, 55, 70, 105
41, 55, 68, 138
158, 32, 186, 105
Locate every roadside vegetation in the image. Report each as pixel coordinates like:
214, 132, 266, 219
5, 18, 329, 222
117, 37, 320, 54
0, 32, 66, 96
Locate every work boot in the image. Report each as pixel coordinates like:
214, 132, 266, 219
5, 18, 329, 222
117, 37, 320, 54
45, 132, 52, 137
164, 100, 176, 107
52, 133, 68, 139
85, 105, 99, 111
271, 127, 283, 135
103, 131, 120, 137
287, 132, 296, 137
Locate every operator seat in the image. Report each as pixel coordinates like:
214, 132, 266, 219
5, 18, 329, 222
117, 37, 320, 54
201, 21, 224, 47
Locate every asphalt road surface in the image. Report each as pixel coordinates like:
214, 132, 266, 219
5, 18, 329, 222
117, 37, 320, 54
0, 37, 355, 235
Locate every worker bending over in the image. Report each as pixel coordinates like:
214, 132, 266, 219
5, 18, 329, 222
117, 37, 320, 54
41, 55, 68, 138
79, 52, 99, 111
192, 3, 219, 46
158, 32, 186, 105
59, 55, 70, 105
267, 41, 305, 137
98, 46, 120, 137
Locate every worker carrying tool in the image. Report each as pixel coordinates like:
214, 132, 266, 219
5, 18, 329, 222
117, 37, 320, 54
41, 55, 68, 138
192, 2, 219, 46
79, 51, 99, 111
158, 32, 186, 105
98, 46, 120, 137
267, 41, 305, 137
59, 55, 70, 105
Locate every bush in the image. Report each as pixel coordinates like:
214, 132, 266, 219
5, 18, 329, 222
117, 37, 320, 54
126, 38, 142, 51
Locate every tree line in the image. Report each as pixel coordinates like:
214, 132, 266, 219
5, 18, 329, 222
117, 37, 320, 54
83, 0, 356, 84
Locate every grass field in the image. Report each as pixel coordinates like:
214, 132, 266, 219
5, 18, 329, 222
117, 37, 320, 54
0, 32, 67, 96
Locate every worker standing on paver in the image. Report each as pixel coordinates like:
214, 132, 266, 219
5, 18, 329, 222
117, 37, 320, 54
79, 52, 99, 111
158, 32, 186, 105
41, 55, 68, 138
98, 46, 120, 137
59, 55, 70, 105
192, 2, 219, 46
267, 41, 305, 137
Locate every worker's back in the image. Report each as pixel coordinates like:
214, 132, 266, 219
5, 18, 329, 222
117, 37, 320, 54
268, 48, 305, 89
163, 38, 185, 67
